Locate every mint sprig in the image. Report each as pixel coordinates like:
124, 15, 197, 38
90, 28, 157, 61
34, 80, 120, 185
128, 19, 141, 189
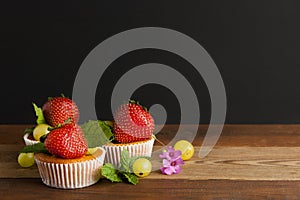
20, 143, 49, 154
80, 120, 114, 148
101, 163, 122, 183
101, 149, 150, 185
120, 148, 131, 172
24, 127, 34, 135
98, 120, 114, 141
32, 103, 46, 124
123, 173, 138, 185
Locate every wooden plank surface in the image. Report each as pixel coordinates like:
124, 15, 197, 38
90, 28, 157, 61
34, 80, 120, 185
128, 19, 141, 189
1, 179, 300, 200
1, 124, 300, 199
2, 146, 300, 180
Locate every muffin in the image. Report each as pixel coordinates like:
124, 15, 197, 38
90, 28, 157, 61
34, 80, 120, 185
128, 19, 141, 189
23, 124, 51, 146
102, 138, 154, 167
35, 147, 106, 189
23, 133, 40, 146
103, 100, 155, 167
21, 96, 107, 189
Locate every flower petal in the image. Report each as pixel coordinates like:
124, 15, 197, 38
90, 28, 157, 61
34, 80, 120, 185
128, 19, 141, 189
162, 159, 171, 167
161, 167, 171, 175
174, 150, 182, 158
164, 166, 176, 175
159, 152, 168, 159
175, 157, 184, 165
174, 165, 182, 174
166, 146, 174, 152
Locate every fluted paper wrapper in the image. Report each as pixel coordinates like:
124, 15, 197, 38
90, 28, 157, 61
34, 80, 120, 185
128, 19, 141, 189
102, 138, 154, 167
35, 147, 106, 189
23, 133, 40, 146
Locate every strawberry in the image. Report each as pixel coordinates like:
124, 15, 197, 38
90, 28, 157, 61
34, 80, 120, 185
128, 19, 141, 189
44, 123, 88, 159
42, 96, 79, 127
113, 100, 154, 143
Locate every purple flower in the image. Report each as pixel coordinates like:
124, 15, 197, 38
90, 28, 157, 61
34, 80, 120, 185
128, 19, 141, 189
159, 146, 184, 175
159, 146, 182, 160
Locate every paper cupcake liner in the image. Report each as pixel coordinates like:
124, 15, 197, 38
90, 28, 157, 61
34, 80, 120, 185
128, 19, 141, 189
102, 138, 154, 168
23, 133, 40, 146
35, 147, 106, 189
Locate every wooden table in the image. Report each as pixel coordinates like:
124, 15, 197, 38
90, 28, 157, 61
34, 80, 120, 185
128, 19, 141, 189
1, 124, 300, 199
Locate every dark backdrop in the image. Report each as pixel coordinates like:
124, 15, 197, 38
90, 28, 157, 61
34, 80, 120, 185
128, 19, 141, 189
1, 1, 300, 124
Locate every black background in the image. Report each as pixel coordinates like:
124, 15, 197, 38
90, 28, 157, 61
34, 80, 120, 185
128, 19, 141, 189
1, 1, 300, 124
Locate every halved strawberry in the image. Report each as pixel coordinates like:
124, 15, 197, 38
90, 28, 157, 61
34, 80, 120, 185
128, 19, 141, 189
44, 123, 88, 159
113, 100, 154, 143
42, 96, 79, 127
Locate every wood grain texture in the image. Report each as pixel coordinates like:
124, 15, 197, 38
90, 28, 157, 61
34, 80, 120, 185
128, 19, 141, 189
151, 146, 300, 181
3, 146, 300, 180
1, 179, 300, 200
1, 124, 300, 199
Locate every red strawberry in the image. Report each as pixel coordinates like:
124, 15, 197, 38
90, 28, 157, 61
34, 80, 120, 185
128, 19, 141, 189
42, 96, 79, 127
113, 100, 154, 143
44, 123, 88, 159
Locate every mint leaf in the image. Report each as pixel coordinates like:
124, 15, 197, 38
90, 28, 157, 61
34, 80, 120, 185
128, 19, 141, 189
123, 172, 138, 185
24, 127, 34, 135
20, 143, 49, 154
32, 103, 46, 124
101, 163, 122, 183
81, 120, 113, 148
98, 120, 114, 141
101, 150, 141, 185
103, 120, 113, 128
120, 149, 131, 173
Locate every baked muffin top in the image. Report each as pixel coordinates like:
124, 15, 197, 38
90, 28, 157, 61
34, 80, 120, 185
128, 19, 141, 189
35, 148, 103, 164
104, 138, 153, 147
